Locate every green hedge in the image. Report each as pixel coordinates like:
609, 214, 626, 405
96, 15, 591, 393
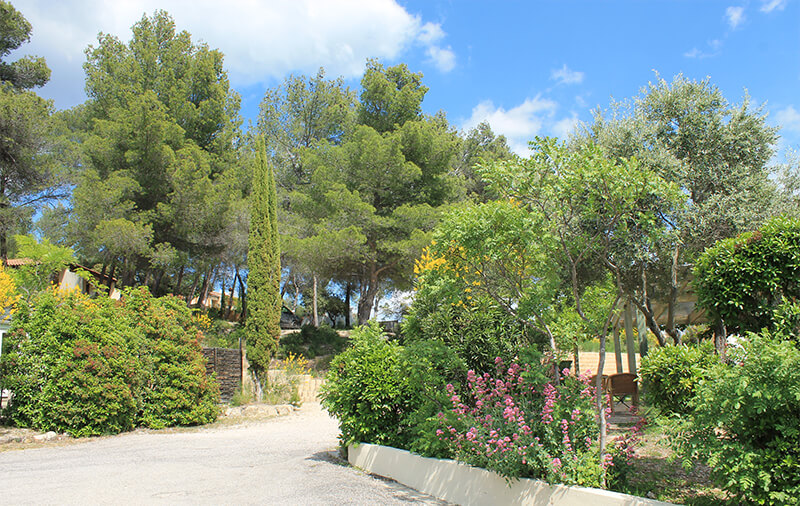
1, 287, 219, 436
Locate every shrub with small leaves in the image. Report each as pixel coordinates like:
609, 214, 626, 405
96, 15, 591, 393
694, 216, 800, 335
279, 324, 346, 359
1, 289, 140, 436
638, 341, 718, 414
673, 331, 800, 504
1, 287, 219, 436
122, 287, 220, 429
320, 321, 408, 447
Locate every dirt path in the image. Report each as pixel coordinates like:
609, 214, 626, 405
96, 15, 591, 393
0, 403, 445, 505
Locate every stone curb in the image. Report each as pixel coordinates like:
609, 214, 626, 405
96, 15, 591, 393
222, 403, 298, 418
348, 443, 673, 506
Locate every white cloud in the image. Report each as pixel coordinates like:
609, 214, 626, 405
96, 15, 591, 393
685, 39, 723, 59
552, 115, 580, 141
417, 22, 445, 44
550, 64, 584, 85
463, 96, 579, 155
776, 106, 800, 133
426, 45, 456, 72
760, 0, 788, 12
725, 6, 746, 29
684, 48, 703, 58
10, 0, 457, 108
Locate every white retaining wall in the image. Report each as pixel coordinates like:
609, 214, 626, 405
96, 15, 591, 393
348, 443, 671, 506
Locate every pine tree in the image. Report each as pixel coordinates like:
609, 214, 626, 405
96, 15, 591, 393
246, 137, 281, 385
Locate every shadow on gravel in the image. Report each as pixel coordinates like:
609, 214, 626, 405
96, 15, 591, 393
306, 450, 452, 504
307, 450, 349, 466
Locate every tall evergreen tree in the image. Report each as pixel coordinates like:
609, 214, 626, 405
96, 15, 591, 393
246, 137, 281, 385
0, 1, 64, 262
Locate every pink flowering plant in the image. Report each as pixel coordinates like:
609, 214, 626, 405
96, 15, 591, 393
437, 356, 603, 486
605, 407, 646, 490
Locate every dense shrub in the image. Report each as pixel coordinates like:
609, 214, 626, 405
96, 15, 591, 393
694, 216, 800, 335
404, 291, 541, 374
436, 356, 602, 486
1, 290, 140, 436
320, 321, 408, 447
674, 332, 800, 504
279, 324, 347, 359
320, 322, 468, 452
1, 288, 220, 436
122, 288, 220, 429
400, 340, 468, 458
638, 342, 718, 414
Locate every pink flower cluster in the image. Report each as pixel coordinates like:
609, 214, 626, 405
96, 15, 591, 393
436, 358, 601, 485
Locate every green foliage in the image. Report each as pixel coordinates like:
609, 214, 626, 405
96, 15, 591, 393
584, 74, 779, 345
320, 321, 468, 452
10, 234, 76, 300
246, 137, 281, 381
400, 340, 467, 458
1, 287, 219, 436
673, 332, 800, 504
0, 24, 62, 260
358, 59, 427, 134
65, 9, 242, 294
201, 319, 245, 349
638, 342, 718, 414
455, 121, 513, 201
321, 321, 407, 447
272, 61, 460, 325
278, 324, 346, 359
404, 288, 540, 374
2, 290, 139, 436
121, 287, 219, 429
694, 216, 800, 335
0, 1, 50, 89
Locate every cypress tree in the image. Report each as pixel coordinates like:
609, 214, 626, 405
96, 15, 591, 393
246, 137, 281, 385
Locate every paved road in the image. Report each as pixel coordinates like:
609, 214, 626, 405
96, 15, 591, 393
0, 403, 445, 505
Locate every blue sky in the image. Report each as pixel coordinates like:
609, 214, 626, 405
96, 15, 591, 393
10, 0, 800, 157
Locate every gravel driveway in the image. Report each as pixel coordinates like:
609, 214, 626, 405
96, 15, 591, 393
0, 403, 446, 505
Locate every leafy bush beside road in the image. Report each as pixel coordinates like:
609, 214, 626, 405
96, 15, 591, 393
1, 287, 219, 436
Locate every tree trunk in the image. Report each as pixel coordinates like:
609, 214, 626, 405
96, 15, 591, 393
187, 271, 201, 304
345, 282, 351, 328
666, 246, 681, 345
174, 264, 185, 297
0, 177, 8, 265
292, 272, 300, 311
107, 261, 117, 290
236, 270, 247, 324
220, 278, 226, 314
312, 274, 319, 327
572, 341, 580, 375
632, 297, 668, 347
197, 265, 217, 309
357, 270, 380, 325
225, 266, 238, 320
196, 271, 210, 308
152, 269, 165, 295
714, 320, 727, 359
596, 331, 609, 482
